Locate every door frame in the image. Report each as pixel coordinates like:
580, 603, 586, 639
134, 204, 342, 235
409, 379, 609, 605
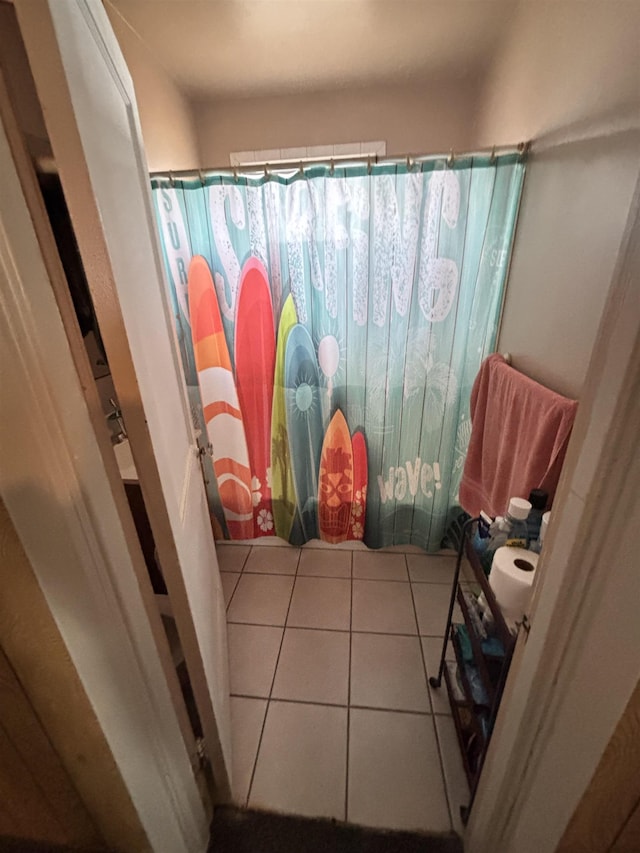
0, 63, 210, 853
466, 174, 640, 851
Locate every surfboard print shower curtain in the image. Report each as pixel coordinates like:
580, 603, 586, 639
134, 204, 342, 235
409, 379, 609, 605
152, 154, 524, 550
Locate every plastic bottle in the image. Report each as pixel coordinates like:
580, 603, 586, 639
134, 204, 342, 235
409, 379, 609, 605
472, 511, 492, 557
481, 516, 507, 573
476, 593, 496, 635
530, 510, 551, 554
482, 497, 531, 572
526, 489, 548, 547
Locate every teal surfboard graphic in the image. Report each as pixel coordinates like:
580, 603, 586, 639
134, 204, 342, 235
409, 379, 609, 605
285, 323, 323, 541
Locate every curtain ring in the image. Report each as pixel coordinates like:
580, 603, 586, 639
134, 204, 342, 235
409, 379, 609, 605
367, 156, 372, 176
233, 166, 238, 183
489, 146, 496, 165
264, 163, 269, 179
406, 154, 413, 172
169, 170, 175, 188
299, 161, 304, 176
519, 140, 531, 160
330, 158, 334, 176
198, 169, 204, 186
447, 150, 454, 168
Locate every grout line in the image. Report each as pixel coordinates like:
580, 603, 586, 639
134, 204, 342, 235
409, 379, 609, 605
240, 545, 255, 806
432, 710, 457, 832
296, 573, 352, 580
239, 546, 252, 571
228, 622, 350, 635
230, 570, 456, 584
348, 703, 434, 717
240, 570, 298, 577
407, 554, 455, 832
229, 693, 436, 716
352, 575, 412, 583
242, 570, 438, 582
345, 551, 353, 823
219, 541, 457, 555
241, 544, 301, 575
223, 572, 241, 613
226, 619, 447, 639
245, 546, 302, 806
241, 545, 300, 575
407, 554, 435, 718
224, 541, 295, 550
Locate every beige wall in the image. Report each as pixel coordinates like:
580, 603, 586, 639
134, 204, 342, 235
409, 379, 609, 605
1, 1, 201, 173
0, 4, 50, 160
194, 78, 484, 166
106, 2, 200, 171
486, 2, 640, 398
497, 130, 640, 399
477, 2, 640, 148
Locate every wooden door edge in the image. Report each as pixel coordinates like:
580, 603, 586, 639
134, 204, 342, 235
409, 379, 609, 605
0, 53, 211, 821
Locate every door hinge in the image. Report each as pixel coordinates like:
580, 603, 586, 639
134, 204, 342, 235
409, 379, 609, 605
195, 438, 213, 484
516, 614, 532, 641
195, 438, 212, 458
195, 736, 209, 771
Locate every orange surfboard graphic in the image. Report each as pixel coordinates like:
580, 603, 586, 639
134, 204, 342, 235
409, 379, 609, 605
188, 255, 253, 539
318, 409, 353, 544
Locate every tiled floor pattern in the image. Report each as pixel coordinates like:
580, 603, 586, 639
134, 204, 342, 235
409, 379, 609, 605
219, 542, 470, 835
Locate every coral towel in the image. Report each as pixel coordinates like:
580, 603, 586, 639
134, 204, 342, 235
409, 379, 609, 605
459, 354, 578, 518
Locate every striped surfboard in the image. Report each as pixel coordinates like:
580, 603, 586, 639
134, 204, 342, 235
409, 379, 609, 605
188, 255, 253, 539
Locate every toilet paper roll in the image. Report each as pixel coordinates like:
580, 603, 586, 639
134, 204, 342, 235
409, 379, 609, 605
489, 547, 539, 622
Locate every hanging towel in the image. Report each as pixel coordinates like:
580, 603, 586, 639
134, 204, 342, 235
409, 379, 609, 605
459, 354, 578, 518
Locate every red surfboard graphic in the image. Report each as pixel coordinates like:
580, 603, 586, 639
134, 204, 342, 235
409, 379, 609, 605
235, 258, 277, 537
318, 410, 353, 544
348, 430, 368, 541
188, 255, 253, 539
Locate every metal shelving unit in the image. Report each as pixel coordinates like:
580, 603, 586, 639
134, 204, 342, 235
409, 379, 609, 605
431, 514, 517, 824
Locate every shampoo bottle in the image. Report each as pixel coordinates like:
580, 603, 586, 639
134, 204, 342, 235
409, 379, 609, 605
527, 489, 548, 546
482, 497, 531, 573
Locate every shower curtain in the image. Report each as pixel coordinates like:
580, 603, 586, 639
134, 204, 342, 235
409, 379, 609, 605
151, 154, 524, 550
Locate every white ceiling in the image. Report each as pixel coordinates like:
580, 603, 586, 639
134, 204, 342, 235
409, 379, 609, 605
108, 1, 517, 100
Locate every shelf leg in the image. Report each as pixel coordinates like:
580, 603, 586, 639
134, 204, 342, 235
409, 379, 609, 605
431, 515, 477, 688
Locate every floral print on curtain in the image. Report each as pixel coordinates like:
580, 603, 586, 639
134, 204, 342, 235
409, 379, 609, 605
151, 155, 525, 551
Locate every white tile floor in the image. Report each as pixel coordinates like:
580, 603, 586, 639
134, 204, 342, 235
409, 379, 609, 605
218, 542, 470, 835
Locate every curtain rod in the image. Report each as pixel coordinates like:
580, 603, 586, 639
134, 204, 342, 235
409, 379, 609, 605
150, 141, 530, 181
